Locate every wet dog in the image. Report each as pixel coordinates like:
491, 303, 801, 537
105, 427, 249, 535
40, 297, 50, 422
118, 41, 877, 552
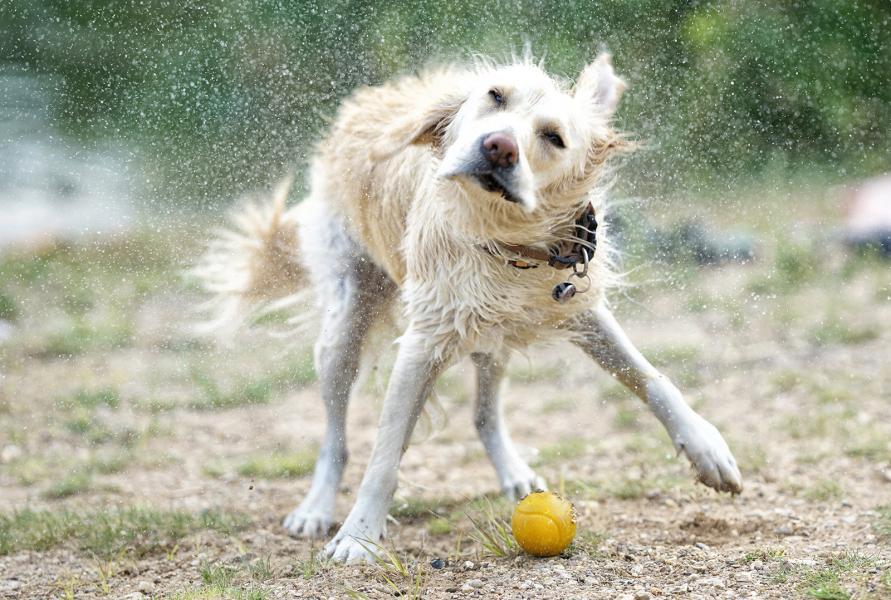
196, 52, 742, 564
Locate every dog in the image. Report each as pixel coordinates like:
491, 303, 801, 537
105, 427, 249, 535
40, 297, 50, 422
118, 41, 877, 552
196, 52, 742, 564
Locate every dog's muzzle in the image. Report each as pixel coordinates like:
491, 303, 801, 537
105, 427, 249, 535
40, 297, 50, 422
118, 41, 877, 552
443, 132, 523, 204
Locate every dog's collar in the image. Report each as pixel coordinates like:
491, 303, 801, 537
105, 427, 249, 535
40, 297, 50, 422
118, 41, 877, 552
480, 203, 598, 303
483, 203, 598, 271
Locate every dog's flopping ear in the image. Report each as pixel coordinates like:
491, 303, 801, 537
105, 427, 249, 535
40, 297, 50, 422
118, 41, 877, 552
370, 85, 467, 161
574, 53, 626, 117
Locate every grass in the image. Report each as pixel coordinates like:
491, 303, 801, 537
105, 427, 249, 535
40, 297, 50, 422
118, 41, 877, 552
567, 529, 605, 558
57, 387, 121, 410
537, 437, 588, 465
743, 546, 786, 563
465, 499, 518, 559
0, 291, 18, 321
809, 319, 878, 346
344, 538, 429, 600
0, 507, 247, 558
236, 449, 316, 479
804, 479, 844, 502
875, 505, 891, 540
43, 470, 94, 499
800, 552, 876, 600
187, 353, 315, 410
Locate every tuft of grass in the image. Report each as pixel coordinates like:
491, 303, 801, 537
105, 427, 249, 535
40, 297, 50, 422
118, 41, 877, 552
508, 363, 564, 384
247, 557, 275, 581
43, 470, 94, 499
809, 319, 878, 347
566, 529, 605, 558
348, 538, 428, 600
236, 450, 315, 479
58, 387, 121, 410
0, 507, 248, 558
0, 291, 17, 321
743, 546, 786, 563
40, 320, 134, 358
801, 552, 876, 600
426, 517, 452, 536
875, 505, 891, 540
538, 437, 587, 465
804, 479, 843, 502
390, 496, 463, 520
465, 500, 518, 559
171, 584, 269, 600
187, 353, 315, 410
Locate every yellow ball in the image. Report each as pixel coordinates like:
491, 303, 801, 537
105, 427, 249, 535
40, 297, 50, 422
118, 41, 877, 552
511, 490, 576, 557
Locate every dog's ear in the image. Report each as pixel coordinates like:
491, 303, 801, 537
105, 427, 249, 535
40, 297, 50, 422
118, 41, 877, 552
370, 88, 466, 161
574, 53, 626, 117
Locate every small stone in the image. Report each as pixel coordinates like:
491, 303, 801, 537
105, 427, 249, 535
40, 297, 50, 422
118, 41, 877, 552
460, 583, 474, 593
462, 560, 476, 571
430, 558, 445, 569
697, 577, 725, 589
735, 571, 754, 582
1, 445, 22, 463
774, 526, 794, 537
137, 581, 155, 594
751, 560, 764, 570
635, 592, 652, 600
467, 578, 484, 589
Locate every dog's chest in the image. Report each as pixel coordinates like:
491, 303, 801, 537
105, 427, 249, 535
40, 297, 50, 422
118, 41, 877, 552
404, 248, 597, 350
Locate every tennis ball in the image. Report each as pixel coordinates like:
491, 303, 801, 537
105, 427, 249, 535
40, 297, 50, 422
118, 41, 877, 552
511, 490, 576, 557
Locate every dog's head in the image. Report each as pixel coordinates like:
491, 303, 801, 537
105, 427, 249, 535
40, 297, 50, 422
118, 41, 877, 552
382, 54, 627, 219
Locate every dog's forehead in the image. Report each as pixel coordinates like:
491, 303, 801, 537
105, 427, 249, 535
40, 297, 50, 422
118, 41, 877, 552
476, 64, 576, 116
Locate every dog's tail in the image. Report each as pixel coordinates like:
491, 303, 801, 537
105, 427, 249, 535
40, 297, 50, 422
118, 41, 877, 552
191, 175, 312, 334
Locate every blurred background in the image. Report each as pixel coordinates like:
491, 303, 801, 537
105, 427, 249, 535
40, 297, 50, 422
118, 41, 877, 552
1, 3, 890, 598
2, 0, 890, 213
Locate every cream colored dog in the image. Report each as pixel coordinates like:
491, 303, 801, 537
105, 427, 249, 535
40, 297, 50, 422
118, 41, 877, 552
197, 52, 742, 564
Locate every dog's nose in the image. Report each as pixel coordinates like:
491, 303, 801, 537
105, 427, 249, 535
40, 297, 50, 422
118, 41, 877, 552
481, 132, 518, 168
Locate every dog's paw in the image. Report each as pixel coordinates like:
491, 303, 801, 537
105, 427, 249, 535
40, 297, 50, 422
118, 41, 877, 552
674, 413, 743, 494
283, 506, 333, 539
321, 522, 383, 564
500, 467, 548, 502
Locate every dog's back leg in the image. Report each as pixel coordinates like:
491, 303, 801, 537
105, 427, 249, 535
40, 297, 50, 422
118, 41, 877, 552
283, 237, 396, 538
471, 351, 547, 501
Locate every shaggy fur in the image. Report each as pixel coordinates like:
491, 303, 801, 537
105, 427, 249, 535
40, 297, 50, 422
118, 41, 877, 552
196, 52, 742, 564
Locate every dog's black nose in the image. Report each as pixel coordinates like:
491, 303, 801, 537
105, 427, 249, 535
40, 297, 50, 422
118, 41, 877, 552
481, 132, 518, 168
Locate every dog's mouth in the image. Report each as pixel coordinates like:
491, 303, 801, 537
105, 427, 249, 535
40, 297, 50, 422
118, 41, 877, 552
472, 172, 521, 204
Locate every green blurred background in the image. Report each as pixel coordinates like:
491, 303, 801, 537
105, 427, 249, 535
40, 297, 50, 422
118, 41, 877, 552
2, 0, 890, 206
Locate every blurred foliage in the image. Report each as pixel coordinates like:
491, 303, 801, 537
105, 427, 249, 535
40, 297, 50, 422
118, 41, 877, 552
2, 0, 889, 204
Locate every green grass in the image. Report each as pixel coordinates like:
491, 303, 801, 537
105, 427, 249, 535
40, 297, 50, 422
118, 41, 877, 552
0, 291, 17, 321
187, 353, 315, 410
800, 552, 876, 600
236, 450, 316, 479
43, 470, 94, 499
804, 479, 844, 502
465, 499, 518, 559
57, 387, 121, 410
171, 584, 269, 600
0, 507, 247, 558
537, 437, 588, 465
809, 319, 878, 347
743, 546, 786, 563
876, 505, 891, 540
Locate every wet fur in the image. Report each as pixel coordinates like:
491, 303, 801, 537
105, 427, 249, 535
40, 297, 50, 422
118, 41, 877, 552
195, 52, 743, 563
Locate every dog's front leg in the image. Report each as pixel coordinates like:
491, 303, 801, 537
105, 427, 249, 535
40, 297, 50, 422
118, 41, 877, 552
570, 305, 742, 493
322, 326, 451, 564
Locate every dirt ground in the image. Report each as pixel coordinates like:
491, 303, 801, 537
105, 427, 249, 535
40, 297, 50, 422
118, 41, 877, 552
1, 185, 890, 599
